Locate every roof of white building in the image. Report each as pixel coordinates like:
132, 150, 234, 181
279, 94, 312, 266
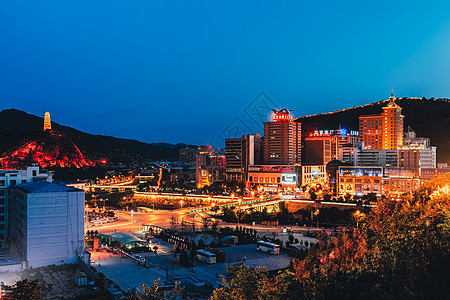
16, 180, 79, 193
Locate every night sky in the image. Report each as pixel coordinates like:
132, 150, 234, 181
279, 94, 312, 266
1, 1, 450, 147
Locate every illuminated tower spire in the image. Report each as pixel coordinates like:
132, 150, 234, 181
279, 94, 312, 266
390, 85, 395, 100
44, 112, 51, 131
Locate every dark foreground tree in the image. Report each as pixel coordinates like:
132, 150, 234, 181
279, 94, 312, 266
125, 280, 183, 300
11, 278, 42, 300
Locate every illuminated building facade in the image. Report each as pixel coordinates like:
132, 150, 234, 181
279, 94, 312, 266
195, 146, 226, 187
359, 94, 404, 150
44, 112, 51, 131
247, 165, 298, 192
299, 165, 326, 187
263, 109, 301, 165
398, 144, 436, 169
338, 166, 383, 196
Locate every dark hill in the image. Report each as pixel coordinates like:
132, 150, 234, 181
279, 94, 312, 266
0, 109, 192, 164
295, 97, 450, 163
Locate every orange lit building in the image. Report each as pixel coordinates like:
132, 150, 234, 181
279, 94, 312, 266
195, 146, 226, 187
263, 109, 301, 165
359, 93, 404, 150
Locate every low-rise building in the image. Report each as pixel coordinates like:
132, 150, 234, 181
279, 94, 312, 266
247, 165, 298, 192
338, 166, 383, 196
299, 165, 327, 188
0, 165, 52, 246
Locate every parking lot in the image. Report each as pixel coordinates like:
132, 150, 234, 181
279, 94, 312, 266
92, 238, 293, 291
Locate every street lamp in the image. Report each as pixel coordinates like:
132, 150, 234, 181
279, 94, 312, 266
311, 208, 320, 228
152, 195, 156, 210
180, 200, 184, 210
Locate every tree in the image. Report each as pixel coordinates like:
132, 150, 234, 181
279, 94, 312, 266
211, 220, 220, 234
126, 280, 184, 300
198, 238, 205, 248
10, 279, 42, 300
202, 218, 210, 232
212, 263, 270, 300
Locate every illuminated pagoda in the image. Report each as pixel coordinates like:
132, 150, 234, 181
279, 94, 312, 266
44, 111, 51, 131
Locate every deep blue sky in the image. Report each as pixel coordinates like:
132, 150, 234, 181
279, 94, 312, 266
1, 1, 450, 147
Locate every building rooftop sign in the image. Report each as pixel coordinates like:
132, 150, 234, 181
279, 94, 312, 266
248, 165, 295, 173
271, 108, 293, 122
339, 166, 383, 177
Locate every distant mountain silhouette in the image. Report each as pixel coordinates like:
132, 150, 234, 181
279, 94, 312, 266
295, 97, 450, 163
0, 109, 194, 168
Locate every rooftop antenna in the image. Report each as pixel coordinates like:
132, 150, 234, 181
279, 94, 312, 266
185, 138, 189, 148
11, 100, 14, 109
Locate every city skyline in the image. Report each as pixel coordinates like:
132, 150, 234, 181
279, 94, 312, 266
2, 1, 450, 145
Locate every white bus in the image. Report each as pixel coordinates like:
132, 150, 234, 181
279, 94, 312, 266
196, 249, 217, 264
257, 241, 280, 255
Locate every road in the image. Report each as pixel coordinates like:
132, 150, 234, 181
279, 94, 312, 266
89, 206, 326, 237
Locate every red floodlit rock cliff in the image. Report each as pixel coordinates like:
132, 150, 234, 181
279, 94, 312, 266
0, 130, 95, 169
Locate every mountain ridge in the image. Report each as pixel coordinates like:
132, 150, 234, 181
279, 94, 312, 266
295, 97, 450, 163
0, 109, 194, 164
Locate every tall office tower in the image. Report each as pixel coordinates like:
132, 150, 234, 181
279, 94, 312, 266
44, 112, 51, 131
359, 114, 382, 149
381, 94, 404, 150
225, 138, 242, 182
225, 134, 261, 182
359, 93, 404, 150
263, 109, 301, 165
241, 134, 261, 173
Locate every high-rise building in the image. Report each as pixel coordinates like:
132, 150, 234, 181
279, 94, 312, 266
398, 145, 436, 169
225, 138, 243, 182
242, 134, 261, 175
263, 109, 301, 165
381, 96, 404, 149
303, 138, 332, 165
359, 93, 404, 150
304, 129, 360, 165
44, 112, 51, 131
225, 134, 261, 182
0, 166, 52, 246
9, 181, 84, 268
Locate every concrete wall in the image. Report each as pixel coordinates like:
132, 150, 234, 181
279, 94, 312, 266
26, 190, 84, 268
